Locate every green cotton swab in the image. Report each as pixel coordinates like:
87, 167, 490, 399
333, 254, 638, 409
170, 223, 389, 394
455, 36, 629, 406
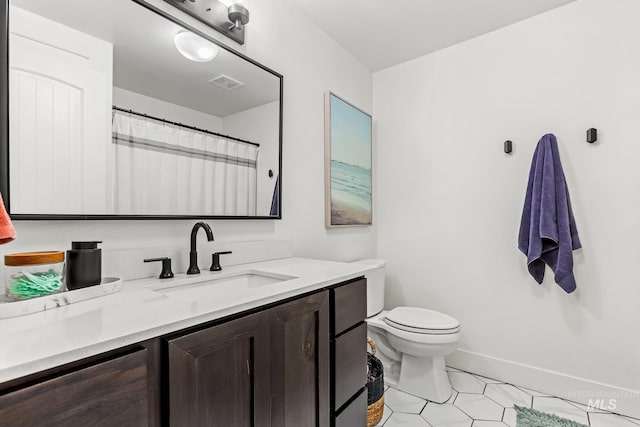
7, 270, 62, 300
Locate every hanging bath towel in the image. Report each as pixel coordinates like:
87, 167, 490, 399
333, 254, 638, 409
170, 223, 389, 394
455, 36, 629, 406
518, 134, 581, 293
0, 193, 15, 245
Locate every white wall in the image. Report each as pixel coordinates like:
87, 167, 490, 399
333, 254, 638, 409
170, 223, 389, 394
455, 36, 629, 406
113, 87, 223, 131
2, 0, 374, 272
223, 101, 280, 216
374, 0, 640, 415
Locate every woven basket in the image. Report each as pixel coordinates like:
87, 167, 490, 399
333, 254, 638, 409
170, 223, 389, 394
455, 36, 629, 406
367, 395, 384, 427
366, 338, 384, 427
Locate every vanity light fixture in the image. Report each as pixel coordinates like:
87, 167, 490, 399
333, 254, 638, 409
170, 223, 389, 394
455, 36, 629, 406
163, 0, 250, 45
174, 30, 219, 62
220, 0, 249, 30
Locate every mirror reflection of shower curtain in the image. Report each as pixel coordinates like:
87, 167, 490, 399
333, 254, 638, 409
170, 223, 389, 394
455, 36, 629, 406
111, 111, 258, 215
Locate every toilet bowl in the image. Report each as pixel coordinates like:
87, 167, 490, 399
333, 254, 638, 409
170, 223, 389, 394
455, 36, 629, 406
353, 259, 460, 403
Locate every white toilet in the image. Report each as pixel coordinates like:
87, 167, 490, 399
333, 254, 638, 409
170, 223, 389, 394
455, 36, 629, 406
354, 259, 461, 403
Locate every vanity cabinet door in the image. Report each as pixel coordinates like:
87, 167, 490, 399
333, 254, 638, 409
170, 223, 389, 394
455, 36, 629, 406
270, 291, 330, 427
0, 348, 149, 427
167, 311, 271, 427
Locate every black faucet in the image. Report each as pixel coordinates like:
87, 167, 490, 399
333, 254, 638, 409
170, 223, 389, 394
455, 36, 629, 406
187, 222, 214, 275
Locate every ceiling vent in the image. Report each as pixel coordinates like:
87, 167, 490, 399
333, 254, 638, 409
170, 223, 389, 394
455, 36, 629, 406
209, 74, 244, 90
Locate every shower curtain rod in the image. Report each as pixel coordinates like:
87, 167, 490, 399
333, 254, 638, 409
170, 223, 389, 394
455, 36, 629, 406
112, 106, 260, 147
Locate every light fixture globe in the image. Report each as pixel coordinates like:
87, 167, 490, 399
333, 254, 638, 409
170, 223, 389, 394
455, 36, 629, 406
174, 31, 218, 62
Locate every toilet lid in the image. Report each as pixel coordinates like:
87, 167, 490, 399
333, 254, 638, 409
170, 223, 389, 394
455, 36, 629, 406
384, 307, 460, 334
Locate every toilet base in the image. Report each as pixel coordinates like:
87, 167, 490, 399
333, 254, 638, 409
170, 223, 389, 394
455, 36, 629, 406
398, 354, 452, 403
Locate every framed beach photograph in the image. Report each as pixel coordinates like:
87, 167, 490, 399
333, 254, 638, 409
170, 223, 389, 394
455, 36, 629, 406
324, 92, 372, 227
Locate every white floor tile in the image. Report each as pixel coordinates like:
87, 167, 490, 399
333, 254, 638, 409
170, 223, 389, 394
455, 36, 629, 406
386, 387, 428, 414
454, 393, 504, 421
484, 383, 532, 408
376, 404, 393, 426
590, 413, 640, 427
387, 369, 638, 427
420, 403, 473, 427
446, 390, 459, 404
385, 412, 432, 427
567, 400, 607, 412
624, 417, 640, 426
515, 386, 549, 397
448, 371, 487, 394
502, 408, 517, 427
532, 396, 589, 425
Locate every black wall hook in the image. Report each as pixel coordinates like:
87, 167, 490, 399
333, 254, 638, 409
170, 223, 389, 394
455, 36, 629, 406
587, 128, 598, 143
504, 140, 513, 154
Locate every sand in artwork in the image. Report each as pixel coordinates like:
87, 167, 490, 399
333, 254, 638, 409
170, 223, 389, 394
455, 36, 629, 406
330, 160, 371, 225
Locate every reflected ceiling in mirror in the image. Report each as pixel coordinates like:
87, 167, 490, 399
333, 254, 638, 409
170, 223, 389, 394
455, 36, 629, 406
2, 0, 282, 219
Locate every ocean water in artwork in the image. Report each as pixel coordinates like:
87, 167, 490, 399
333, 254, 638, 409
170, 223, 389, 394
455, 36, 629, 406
331, 160, 372, 225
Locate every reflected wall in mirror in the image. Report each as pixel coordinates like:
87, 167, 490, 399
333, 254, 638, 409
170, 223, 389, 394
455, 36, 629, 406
1, 0, 282, 219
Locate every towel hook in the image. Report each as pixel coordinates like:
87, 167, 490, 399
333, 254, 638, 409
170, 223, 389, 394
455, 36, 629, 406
587, 128, 597, 143
504, 140, 513, 154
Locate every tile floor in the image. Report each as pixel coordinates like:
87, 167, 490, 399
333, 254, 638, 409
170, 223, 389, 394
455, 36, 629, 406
375, 367, 640, 427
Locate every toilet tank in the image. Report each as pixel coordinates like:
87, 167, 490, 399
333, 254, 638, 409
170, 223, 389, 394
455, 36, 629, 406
351, 259, 386, 317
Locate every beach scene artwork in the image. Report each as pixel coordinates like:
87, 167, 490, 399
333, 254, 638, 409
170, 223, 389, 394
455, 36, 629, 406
325, 93, 372, 226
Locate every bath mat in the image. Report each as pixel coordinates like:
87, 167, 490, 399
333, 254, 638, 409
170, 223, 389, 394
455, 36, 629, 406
515, 405, 588, 427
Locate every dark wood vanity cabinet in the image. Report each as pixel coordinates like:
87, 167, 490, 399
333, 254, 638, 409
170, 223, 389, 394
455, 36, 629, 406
167, 291, 330, 427
167, 311, 272, 427
331, 278, 368, 427
0, 348, 151, 427
0, 277, 366, 427
270, 291, 330, 427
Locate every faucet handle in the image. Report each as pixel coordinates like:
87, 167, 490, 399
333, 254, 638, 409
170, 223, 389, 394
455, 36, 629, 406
144, 257, 174, 279
210, 251, 232, 272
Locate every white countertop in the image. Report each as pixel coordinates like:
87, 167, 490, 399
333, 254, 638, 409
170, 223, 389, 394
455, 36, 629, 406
0, 257, 373, 383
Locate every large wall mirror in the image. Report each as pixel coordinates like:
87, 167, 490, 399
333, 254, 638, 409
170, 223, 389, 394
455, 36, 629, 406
0, 0, 282, 219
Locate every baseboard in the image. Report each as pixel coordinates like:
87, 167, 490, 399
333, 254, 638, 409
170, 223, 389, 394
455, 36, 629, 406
447, 349, 640, 419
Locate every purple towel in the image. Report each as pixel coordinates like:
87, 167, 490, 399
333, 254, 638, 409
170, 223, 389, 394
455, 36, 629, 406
269, 175, 279, 216
518, 134, 581, 293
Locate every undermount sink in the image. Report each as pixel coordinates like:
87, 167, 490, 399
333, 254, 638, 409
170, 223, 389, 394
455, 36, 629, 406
148, 270, 297, 301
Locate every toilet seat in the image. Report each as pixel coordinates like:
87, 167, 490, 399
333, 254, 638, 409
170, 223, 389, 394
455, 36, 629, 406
384, 307, 460, 335
368, 310, 460, 346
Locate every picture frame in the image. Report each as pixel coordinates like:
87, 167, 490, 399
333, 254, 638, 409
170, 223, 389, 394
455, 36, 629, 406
324, 92, 372, 227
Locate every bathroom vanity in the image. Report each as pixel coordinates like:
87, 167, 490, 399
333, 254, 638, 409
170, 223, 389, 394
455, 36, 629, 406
0, 258, 370, 427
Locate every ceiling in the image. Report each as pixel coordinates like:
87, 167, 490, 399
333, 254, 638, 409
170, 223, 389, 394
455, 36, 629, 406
286, 0, 578, 71
11, 0, 280, 117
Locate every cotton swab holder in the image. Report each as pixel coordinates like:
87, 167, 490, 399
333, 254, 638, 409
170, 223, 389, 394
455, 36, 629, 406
4, 252, 65, 301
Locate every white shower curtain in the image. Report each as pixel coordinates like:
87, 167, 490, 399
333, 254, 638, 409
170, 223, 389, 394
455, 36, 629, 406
111, 111, 258, 216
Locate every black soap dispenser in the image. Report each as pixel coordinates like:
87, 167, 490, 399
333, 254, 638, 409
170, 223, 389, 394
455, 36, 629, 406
66, 241, 102, 290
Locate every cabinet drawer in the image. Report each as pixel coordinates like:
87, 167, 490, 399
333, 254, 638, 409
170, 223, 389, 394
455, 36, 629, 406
0, 348, 149, 427
333, 278, 366, 336
334, 322, 367, 410
335, 388, 366, 427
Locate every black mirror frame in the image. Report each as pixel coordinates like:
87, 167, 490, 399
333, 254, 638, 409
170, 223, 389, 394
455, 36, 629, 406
0, 0, 283, 221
